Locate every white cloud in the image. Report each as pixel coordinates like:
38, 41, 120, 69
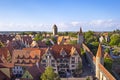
0, 19, 120, 31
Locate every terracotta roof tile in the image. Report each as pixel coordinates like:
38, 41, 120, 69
51, 44, 81, 59
99, 63, 116, 80
96, 44, 104, 57
26, 63, 45, 80
0, 63, 14, 68
0, 70, 10, 80
104, 53, 112, 59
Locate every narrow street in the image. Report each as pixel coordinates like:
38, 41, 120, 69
80, 55, 95, 79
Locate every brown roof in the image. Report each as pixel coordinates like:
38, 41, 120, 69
23, 48, 39, 50
57, 36, 64, 44
0, 47, 9, 59
37, 41, 47, 48
12, 49, 41, 66
0, 63, 14, 68
96, 44, 104, 57
51, 44, 81, 59
0, 34, 14, 44
21, 36, 33, 45
0, 70, 10, 80
104, 53, 112, 59
99, 63, 116, 80
26, 63, 45, 80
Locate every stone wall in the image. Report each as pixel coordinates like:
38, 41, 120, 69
82, 43, 116, 80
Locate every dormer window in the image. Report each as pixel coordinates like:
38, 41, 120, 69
60, 48, 67, 57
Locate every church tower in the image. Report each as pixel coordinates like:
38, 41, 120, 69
77, 27, 84, 45
52, 24, 58, 36
96, 44, 104, 79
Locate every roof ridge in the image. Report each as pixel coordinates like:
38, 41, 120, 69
96, 43, 104, 58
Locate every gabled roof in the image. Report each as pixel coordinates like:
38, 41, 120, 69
25, 63, 45, 80
51, 44, 81, 59
0, 63, 14, 68
0, 47, 9, 59
0, 68, 11, 78
0, 70, 10, 80
57, 36, 64, 44
96, 44, 104, 58
104, 53, 112, 59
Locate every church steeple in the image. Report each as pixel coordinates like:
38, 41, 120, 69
77, 27, 84, 45
80, 27, 82, 34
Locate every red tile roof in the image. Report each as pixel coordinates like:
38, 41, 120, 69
12, 48, 46, 66
0, 70, 10, 80
51, 44, 81, 59
99, 63, 116, 80
0, 63, 14, 68
96, 44, 104, 57
26, 63, 45, 80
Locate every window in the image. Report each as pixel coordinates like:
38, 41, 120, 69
51, 60, 55, 63
20, 71, 22, 74
48, 56, 51, 59
53, 69, 56, 71
42, 60, 46, 63
42, 64, 46, 67
46, 56, 47, 59
14, 71, 16, 73
71, 57, 75, 60
26, 75, 28, 78
72, 65, 75, 67
71, 61, 75, 63
52, 64, 55, 67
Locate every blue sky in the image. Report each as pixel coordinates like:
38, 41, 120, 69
0, 0, 120, 31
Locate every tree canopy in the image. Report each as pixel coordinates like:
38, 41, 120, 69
34, 34, 43, 41
104, 58, 113, 72
41, 66, 60, 80
109, 34, 120, 46
85, 31, 98, 43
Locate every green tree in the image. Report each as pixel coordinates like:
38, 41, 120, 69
34, 34, 43, 41
85, 31, 98, 43
86, 76, 90, 80
41, 67, 60, 80
104, 48, 110, 53
87, 42, 99, 56
69, 40, 77, 44
51, 37, 57, 44
68, 32, 77, 38
109, 34, 120, 46
104, 58, 113, 72
113, 50, 119, 56
0, 41, 5, 48
45, 39, 52, 46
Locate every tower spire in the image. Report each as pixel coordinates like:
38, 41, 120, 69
80, 27, 82, 34
96, 43, 103, 58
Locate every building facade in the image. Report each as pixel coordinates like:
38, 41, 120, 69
40, 45, 82, 77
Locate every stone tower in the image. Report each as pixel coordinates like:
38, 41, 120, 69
52, 24, 58, 36
96, 44, 104, 79
77, 27, 84, 45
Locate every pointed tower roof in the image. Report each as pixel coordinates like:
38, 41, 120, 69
80, 27, 82, 33
96, 44, 104, 58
